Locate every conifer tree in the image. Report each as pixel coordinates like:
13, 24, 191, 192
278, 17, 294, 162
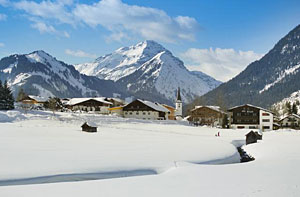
0, 80, 4, 109
292, 103, 298, 114
2, 81, 15, 110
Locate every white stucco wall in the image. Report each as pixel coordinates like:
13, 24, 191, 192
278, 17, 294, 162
259, 110, 273, 131
123, 111, 167, 120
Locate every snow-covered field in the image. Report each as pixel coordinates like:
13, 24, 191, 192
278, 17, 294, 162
0, 110, 299, 196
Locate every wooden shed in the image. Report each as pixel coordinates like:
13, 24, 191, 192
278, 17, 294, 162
246, 131, 259, 145
81, 122, 97, 133
254, 131, 262, 140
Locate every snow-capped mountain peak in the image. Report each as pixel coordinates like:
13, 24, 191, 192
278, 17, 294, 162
76, 40, 221, 103
0, 51, 126, 99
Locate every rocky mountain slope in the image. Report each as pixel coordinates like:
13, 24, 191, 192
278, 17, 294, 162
0, 51, 126, 99
192, 24, 300, 109
75, 40, 221, 103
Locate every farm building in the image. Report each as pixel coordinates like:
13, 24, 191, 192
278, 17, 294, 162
66, 97, 112, 114
228, 104, 274, 131
279, 114, 300, 128
123, 99, 169, 120
189, 106, 226, 127
246, 131, 262, 145
81, 122, 97, 133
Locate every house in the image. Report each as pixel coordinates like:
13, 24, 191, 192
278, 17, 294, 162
66, 97, 112, 114
123, 99, 169, 120
162, 104, 176, 120
20, 95, 48, 105
279, 114, 300, 128
81, 122, 97, 133
189, 106, 226, 127
246, 131, 261, 145
228, 104, 274, 131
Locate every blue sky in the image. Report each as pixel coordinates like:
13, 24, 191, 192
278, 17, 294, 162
0, 0, 299, 81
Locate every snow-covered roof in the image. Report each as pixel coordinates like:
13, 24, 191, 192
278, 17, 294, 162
228, 104, 274, 114
28, 95, 48, 102
192, 105, 226, 114
107, 97, 126, 104
66, 97, 112, 106
137, 99, 169, 113
279, 114, 300, 122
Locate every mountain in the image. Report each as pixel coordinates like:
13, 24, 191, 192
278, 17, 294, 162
272, 90, 300, 117
0, 51, 127, 99
75, 40, 221, 104
190, 24, 300, 110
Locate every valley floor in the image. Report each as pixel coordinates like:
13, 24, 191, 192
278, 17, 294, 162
0, 110, 299, 196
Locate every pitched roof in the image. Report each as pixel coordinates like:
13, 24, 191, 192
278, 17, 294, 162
191, 105, 226, 114
279, 114, 300, 122
124, 99, 169, 112
28, 95, 48, 102
228, 104, 274, 114
138, 99, 169, 112
176, 87, 182, 101
67, 97, 112, 106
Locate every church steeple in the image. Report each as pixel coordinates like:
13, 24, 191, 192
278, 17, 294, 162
175, 87, 183, 118
176, 87, 182, 101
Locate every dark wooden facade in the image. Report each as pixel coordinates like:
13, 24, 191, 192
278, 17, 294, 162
81, 122, 97, 133
123, 100, 166, 119
69, 99, 111, 111
189, 106, 225, 126
228, 105, 259, 125
246, 131, 259, 145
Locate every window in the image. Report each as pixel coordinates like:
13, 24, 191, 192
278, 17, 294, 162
129, 112, 132, 115
263, 126, 270, 129
262, 119, 270, 122
143, 112, 146, 115
237, 126, 245, 129
136, 112, 139, 115
148, 112, 151, 115
262, 113, 269, 116
125, 112, 128, 115
249, 126, 257, 129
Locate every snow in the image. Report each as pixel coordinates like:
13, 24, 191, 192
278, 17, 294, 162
32, 84, 55, 98
75, 40, 166, 81
67, 97, 112, 106
0, 110, 300, 196
28, 95, 48, 102
273, 90, 300, 117
136, 99, 169, 112
259, 64, 300, 94
75, 40, 221, 103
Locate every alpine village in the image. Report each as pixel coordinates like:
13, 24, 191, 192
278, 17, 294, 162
1, 2, 300, 196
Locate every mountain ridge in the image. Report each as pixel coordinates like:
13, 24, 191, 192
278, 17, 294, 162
76, 40, 222, 103
189, 24, 300, 110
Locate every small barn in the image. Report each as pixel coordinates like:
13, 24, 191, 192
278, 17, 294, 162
254, 131, 263, 140
246, 131, 259, 145
81, 122, 97, 133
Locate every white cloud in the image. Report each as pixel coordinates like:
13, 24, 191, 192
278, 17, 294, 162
13, 0, 199, 43
0, 13, 7, 21
30, 20, 70, 38
0, 42, 4, 47
65, 49, 97, 59
181, 48, 264, 82
14, 0, 75, 25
